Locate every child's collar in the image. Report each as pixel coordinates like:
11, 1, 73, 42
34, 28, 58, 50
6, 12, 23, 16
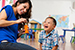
44, 29, 55, 38
44, 29, 55, 34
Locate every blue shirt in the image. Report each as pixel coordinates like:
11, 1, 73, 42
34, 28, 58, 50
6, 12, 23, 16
0, 5, 18, 43
38, 29, 59, 50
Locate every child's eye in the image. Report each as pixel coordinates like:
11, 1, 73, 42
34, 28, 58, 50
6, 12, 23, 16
48, 22, 50, 24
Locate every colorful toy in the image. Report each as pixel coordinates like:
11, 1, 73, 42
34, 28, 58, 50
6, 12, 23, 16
29, 19, 42, 32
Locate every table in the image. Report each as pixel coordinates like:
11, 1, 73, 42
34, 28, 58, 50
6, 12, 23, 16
63, 29, 75, 43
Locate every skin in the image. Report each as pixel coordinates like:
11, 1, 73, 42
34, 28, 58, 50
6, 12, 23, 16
16, 2, 29, 15
43, 18, 55, 35
52, 45, 58, 50
40, 18, 58, 50
40, 43, 42, 50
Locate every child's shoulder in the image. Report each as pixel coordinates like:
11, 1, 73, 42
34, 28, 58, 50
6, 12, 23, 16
53, 29, 58, 35
52, 29, 59, 38
54, 29, 58, 33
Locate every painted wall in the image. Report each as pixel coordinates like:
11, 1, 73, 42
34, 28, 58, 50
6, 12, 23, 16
0, 0, 17, 10
31, 0, 72, 27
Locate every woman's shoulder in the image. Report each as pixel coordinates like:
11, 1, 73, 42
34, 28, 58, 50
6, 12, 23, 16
5, 5, 12, 7
4, 5, 12, 9
0, 5, 12, 11
0, 5, 13, 18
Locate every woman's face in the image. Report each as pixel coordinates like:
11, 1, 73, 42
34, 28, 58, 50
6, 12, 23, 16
16, 2, 29, 15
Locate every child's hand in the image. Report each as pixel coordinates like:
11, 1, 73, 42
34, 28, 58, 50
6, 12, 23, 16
36, 48, 40, 50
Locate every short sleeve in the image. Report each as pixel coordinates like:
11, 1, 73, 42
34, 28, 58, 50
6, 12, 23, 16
5, 6, 10, 18
0, 5, 12, 18
53, 30, 59, 46
38, 31, 44, 44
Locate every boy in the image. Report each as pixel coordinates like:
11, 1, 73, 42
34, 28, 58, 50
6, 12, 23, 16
38, 17, 59, 50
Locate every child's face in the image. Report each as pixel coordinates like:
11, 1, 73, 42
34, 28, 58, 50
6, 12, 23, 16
43, 18, 55, 32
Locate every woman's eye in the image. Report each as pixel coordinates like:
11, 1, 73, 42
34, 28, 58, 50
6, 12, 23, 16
24, 6, 26, 8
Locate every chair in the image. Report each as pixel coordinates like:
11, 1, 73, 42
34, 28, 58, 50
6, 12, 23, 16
70, 36, 75, 43
25, 29, 34, 41
70, 29, 75, 43
59, 31, 66, 43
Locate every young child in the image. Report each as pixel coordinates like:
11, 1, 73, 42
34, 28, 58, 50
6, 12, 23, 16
38, 17, 59, 50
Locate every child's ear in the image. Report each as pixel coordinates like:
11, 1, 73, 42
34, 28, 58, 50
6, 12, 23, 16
53, 25, 56, 29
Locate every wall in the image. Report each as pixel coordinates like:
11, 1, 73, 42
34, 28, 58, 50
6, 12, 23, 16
31, 0, 72, 27
0, 0, 16, 10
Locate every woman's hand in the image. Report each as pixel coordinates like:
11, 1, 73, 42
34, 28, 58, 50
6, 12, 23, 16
21, 29, 25, 34
17, 29, 25, 38
16, 18, 27, 24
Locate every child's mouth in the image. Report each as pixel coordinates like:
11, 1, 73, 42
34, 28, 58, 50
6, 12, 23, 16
45, 26, 48, 28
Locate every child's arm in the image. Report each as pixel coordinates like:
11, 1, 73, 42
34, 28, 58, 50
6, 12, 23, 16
52, 45, 58, 50
40, 43, 42, 50
52, 30, 59, 50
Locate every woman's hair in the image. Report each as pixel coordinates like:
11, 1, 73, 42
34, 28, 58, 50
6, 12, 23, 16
12, 0, 32, 18
46, 17, 57, 26
12, 0, 32, 30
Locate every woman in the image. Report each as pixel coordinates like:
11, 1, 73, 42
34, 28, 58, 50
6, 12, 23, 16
0, 0, 36, 50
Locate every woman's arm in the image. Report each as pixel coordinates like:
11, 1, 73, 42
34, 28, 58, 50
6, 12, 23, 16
0, 9, 17, 27
0, 9, 27, 27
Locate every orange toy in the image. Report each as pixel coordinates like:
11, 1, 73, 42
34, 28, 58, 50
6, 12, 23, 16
24, 24, 29, 34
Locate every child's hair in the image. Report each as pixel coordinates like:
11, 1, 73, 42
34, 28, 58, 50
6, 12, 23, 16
46, 17, 57, 26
